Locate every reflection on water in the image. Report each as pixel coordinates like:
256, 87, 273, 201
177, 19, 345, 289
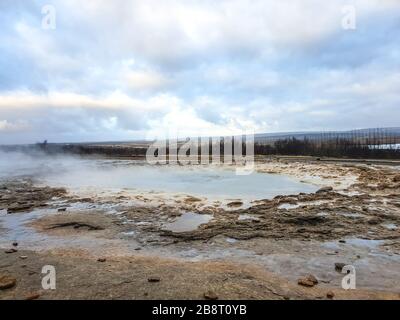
163, 212, 213, 232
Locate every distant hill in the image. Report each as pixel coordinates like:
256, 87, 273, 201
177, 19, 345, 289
1, 127, 400, 148
254, 127, 400, 143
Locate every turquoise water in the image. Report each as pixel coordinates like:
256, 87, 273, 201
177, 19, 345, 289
0, 152, 318, 200
44, 161, 318, 200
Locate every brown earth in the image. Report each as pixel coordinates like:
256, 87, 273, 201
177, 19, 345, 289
0, 180, 66, 214
1, 159, 400, 299
0, 249, 398, 300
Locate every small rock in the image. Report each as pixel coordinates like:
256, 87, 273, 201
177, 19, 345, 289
12, 242, 18, 247
25, 293, 41, 300
298, 278, 315, 287
298, 274, 319, 287
5, 248, 18, 254
58, 208, 67, 212
227, 201, 243, 208
307, 274, 318, 284
377, 183, 389, 190
327, 291, 335, 299
19, 256, 28, 260
316, 186, 333, 193
0, 275, 17, 290
134, 247, 142, 251
368, 217, 381, 225
148, 276, 160, 283
335, 263, 346, 272
338, 240, 346, 243
204, 290, 218, 300
184, 196, 202, 203
7, 203, 33, 213
78, 197, 93, 202
326, 252, 337, 255
97, 258, 106, 262
393, 175, 400, 183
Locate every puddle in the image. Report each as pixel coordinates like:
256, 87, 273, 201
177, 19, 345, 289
278, 203, 300, 210
0, 209, 51, 243
163, 212, 213, 232
345, 238, 385, 249
0, 208, 142, 255
135, 221, 151, 226
337, 191, 363, 196
225, 237, 238, 243
316, 212, 329, 217
121, 231, 135, 236
382, 223, 397, 230
278, 200, 330, 210
238, 214, 260, 221
322, 238, 384, 251
340, 212, 365, 218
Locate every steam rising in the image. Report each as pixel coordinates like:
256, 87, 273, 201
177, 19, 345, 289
0, 150, 317, 200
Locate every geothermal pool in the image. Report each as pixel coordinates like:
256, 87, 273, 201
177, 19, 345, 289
0, 152, 318, 200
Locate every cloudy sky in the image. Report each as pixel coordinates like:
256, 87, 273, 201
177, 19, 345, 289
0, 0, 399, 144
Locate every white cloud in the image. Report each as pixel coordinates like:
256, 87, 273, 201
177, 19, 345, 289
0, 0, 400, 143
0, 90, 167, 112
0, 120, 29, 132
125, 70, 171, 91
53, 0, 400, 61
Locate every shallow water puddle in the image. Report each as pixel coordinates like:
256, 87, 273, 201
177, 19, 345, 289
0, 209, 50, 243
381, 223, 397, 230
278, 200, 332, 210
340, 212, 365, 218
322, 238, 385, 251
121, 231, 135, 236
163, 212, 213, 232
345, 238, 385, 248
238, 214, 260, 221
278, 203, 300, 210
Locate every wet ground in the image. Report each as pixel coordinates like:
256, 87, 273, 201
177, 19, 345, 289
0, 155, 400, 299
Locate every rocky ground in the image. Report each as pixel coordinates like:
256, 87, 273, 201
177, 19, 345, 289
0, 159, 400, 300
0, 180, 66, 214
1, 248, 398, 300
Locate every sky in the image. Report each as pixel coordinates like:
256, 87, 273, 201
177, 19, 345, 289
0, 0, 400, 144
